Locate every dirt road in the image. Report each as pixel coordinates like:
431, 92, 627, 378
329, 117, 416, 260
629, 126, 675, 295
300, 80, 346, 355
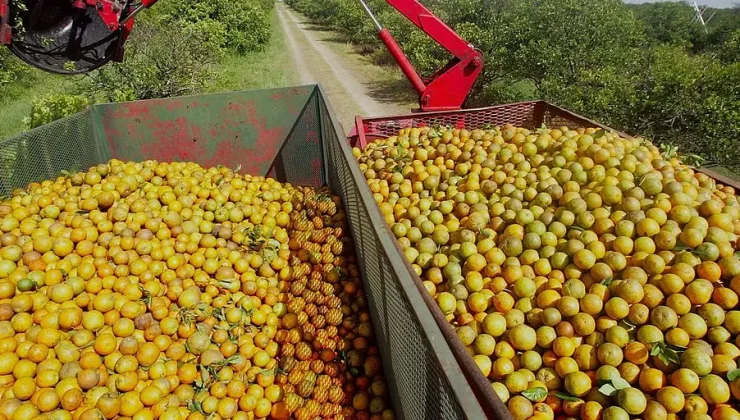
275, 2, 416, 131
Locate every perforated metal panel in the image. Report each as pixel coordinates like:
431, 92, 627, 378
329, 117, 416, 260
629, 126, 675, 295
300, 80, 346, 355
266, 90, 326, 187
363, 102, 540, 139
0, 110, 106, 195
352, 101, 624, 150
318, 89, 491, 420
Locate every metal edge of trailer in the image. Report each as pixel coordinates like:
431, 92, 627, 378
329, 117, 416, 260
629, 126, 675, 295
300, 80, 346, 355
315, 85, 498, 420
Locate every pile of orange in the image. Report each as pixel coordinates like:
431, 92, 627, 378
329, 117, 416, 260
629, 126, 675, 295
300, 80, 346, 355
0, 160, 394, 420
354, 125, 740, 420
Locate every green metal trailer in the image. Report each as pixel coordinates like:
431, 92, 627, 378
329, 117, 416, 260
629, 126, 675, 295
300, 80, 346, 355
0, 85, 495, 420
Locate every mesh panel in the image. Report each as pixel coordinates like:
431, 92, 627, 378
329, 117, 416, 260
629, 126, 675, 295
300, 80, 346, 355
0, 111, 105, 195
363, 102, 540, 139
319, 94, 484, 420
359, 101, 615, 142
267, 91, 326, 188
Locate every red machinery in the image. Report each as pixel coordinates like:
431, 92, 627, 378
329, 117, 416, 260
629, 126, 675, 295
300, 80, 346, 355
358, 0, 483, 112
0, 0, 156, 74
1, 0, 482, 110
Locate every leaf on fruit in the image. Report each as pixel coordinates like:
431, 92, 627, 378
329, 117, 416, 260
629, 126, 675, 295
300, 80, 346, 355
593, 129, 606, 139
554, 391, 581, 402
611, 376, 631, 390
651, 341, 681, 365
621, 320, 636, 331
666, 343, 687, 352
599, 383, 618, 396
728, 369, 740, 381
600, 276, 614, 286
522, 387, 547, 401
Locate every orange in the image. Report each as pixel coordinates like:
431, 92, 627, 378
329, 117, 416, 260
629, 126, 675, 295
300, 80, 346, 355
623, 342, 649, 365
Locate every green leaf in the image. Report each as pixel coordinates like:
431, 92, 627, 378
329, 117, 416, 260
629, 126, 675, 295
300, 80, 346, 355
650, 341, 681, 365
554, 391, 581, 402
188, 399, 204, 414
673, 244, 693, 252
727, 369, 740, 381
667, 351, 681, 365
600, 276, 614, 286
611, 377, 631, 390
657, 352, 671, 366
621, 320, 636, 331
666, 343, 687, 352
593, 129, 606, 139
522, 387, 548, 401
598, 383, 618, 396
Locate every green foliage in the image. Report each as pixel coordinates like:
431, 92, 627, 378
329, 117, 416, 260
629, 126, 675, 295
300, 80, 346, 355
719, 29, 740, 64
287, 0, 740, 172
697, 62, 740, 166
0, 49, 32, 94
85, 21, 221, 102
155, 0, 271, 55
629, 2, 740, 53
499, 0, 645, 85
83, 0, 274, 102
629, 2, 704, 48
0, 50, 15, 92
24, 94, 89, 130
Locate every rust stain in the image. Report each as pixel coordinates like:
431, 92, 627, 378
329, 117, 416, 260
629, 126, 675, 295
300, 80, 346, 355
312, 158, 322, 179
227, 102, 246, 113
306, 130, 318, 144
271, 86, 303, 101
100, 89, 309, 176
103, 118, 121, 158
141, 117, 206, 162
112, 102, 151, 119
247, 102, 283, 177
164, 100, 186, 112
204, 139, 255, 174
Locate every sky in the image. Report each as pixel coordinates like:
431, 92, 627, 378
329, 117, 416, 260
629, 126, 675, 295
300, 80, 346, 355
624, 0, 736, 7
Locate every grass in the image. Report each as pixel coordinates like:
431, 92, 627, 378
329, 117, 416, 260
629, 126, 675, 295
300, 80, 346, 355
208, 10, 296, 93
0, 68, 72, 140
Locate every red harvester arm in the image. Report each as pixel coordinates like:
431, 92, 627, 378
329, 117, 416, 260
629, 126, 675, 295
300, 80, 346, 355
0, 0, 11, 45
360, 0, 483, 112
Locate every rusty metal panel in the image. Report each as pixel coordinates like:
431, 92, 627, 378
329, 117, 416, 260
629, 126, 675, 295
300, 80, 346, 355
91, 86, 316, 176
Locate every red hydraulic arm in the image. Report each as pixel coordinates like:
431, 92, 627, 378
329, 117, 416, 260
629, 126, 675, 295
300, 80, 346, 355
0, 0, 10, 45
359, 0, 483, 112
